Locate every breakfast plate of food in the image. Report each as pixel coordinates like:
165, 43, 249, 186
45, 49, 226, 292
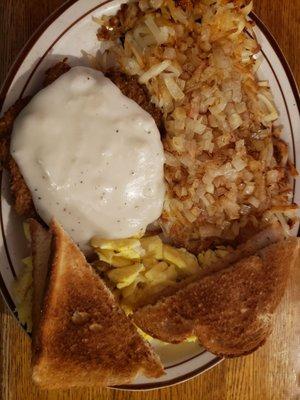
0, 0, 299, 391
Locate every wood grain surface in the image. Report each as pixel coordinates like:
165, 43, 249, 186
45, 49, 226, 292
0, 1, 299, 399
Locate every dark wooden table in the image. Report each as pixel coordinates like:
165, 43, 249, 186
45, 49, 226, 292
0, 1, 299, 399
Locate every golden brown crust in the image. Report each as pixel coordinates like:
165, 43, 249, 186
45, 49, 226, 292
0, 137, 9, 164
133, 238, 299, 357
7, 156, 35, 216
0, 61, 71, 217
0, 97, 31, 136
0, 98, 34, 215
43, 60, 71, 87
106, 71, 164, 132
33, 220, 163, 389
0, 60, 163, 218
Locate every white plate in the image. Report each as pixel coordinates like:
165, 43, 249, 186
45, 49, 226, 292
0, 0, 299, 390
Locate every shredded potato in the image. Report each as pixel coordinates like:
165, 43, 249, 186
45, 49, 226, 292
96, 0, 298, 251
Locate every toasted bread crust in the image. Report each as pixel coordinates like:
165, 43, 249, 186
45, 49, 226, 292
133, 223, 286, 309
133, 238, 299, 357
32, 220, 163, 389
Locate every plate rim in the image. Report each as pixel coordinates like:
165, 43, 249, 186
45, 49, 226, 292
0, 0, 299, 391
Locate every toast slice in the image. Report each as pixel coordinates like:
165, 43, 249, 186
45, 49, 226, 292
29, 219, 52, 342
133, 237, 299, 357
32, 219, 163, 389
133, 223, 286, 309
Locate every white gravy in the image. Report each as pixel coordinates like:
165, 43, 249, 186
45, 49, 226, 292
11, 67, 165, 248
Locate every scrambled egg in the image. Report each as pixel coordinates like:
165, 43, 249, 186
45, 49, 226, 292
91, 235, 230, 313
91, 237, 145, 259
198, 246, 230, 267
108, 263, 144, 289
91, 235, 231, 344
14, 224, 230, 340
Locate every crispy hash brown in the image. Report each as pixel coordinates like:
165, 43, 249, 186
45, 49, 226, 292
3, 1, 298, 376
96, 0, 298, 251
